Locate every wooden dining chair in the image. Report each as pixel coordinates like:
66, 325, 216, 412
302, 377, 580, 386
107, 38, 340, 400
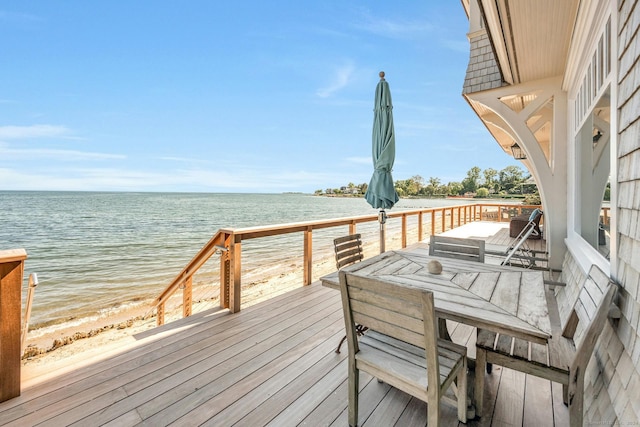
333, 234, 366, 353
339, 270, 468, 426
428, 234, 485, 342
428, 235, 485, 263
333, 233, 364, 269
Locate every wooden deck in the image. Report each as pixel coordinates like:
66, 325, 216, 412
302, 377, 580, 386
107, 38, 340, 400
439, 221, 546, 253
0, 222, 567, 426
438, 221, 549, 270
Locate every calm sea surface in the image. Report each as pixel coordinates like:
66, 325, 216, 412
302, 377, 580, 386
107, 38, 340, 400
1, 191, 475, 331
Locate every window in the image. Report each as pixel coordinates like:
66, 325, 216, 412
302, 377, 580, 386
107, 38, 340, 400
576, 87, 610, 257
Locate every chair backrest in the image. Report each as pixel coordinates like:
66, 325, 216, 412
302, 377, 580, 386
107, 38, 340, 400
334, 234, 364, 269
429, 235, 485, 263
529, 209, 543, 235
338, 270, 439, 386
528, 208, 543, 224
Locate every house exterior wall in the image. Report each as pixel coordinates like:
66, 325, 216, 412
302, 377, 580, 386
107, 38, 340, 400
464, 0, 640, 422
560, 0, 640, 423
605, 0, 640, 421
462, 31, 503, 94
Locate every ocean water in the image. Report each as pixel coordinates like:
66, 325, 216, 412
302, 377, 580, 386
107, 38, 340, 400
0, 191, 475, 331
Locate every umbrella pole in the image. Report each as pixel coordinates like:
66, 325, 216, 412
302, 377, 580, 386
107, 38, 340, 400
378, 209, 387, 253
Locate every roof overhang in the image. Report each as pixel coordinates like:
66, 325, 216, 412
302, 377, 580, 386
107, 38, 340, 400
462, 0, 580, 158
477, 0, 579, 85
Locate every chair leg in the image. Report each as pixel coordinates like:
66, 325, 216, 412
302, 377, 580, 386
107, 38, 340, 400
438, 318, 451, 340
348, 366, 359, 427
568, 390, 583, 427
427, 403, 440, 426
474, 348, 486, 417
457, 357, 468, 423
568, 374, 584, 427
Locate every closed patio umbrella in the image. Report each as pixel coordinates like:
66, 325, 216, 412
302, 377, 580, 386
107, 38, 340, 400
365, 71, 399, 253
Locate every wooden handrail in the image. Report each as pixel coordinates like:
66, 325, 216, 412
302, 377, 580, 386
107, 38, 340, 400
150, 202, 543, 325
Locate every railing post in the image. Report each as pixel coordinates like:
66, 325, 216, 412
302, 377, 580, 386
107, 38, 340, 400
303, 227, 312, 285
401, 214, 407, 248
449, 207, 454, 230
418, 212, 423, 242
0, 249, 27, 402
182, 276, 192, 318
229, 233, 242, 313
157, 303, 165, 326
349, 222, 356, 235
441, 209, 446, 233
220, 233, 232, 309
21, 273, 38, 356
431, 210, 436, 236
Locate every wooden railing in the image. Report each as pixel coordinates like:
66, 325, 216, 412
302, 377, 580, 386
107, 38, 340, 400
150, 203, 542, 325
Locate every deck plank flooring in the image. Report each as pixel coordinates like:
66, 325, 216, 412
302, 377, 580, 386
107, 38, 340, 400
1, 222, 568, 426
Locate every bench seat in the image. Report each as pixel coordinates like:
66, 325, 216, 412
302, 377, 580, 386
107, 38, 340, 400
476, 326, 575, 386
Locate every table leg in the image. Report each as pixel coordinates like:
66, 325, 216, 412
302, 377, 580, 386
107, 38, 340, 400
438, 318, 451, 341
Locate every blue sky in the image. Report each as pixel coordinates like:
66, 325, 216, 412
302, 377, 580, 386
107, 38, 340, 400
0, 2, 520, 193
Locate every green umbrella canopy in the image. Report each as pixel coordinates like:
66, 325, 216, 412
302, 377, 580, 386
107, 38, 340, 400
365, 71, 400, 210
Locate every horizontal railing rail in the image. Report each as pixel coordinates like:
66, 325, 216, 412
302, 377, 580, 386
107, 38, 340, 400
150, 202, 545, 326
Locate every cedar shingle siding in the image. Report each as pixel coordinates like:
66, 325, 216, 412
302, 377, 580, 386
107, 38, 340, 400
463, 33, 503, 94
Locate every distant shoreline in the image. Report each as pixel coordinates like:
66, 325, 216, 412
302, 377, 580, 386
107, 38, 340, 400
317, 193, 527, 202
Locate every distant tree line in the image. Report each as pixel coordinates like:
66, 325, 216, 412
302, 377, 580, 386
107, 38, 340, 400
316, 165, 540, 203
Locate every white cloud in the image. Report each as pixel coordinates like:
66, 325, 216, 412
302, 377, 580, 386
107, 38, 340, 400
158, 156, 213, 164
0, 124, 71, 140
0, 145, 125, 161
355, 14, 434, 39
0, 165, 353, 193
316, 63, 356, 98
180, 168, 343, 190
